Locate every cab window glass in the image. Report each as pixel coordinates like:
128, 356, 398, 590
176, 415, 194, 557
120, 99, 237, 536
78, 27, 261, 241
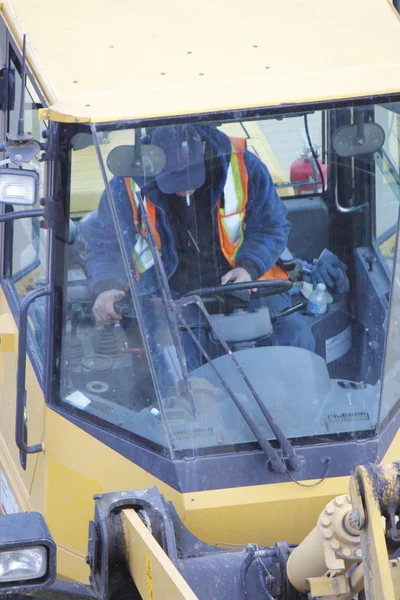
59, 105, 397, 457
374, 106, 400, 273
220, 114, 325, 199
62, 136, 171, 454
7, 52, 47, 357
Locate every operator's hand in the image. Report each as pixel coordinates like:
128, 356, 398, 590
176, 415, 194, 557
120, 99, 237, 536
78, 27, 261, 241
221, 267, 257, 292
93, 289, 125, 324
221, 267, 251, 284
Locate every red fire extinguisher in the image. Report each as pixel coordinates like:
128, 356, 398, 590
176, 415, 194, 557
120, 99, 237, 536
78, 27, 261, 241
290, 129, 327, 194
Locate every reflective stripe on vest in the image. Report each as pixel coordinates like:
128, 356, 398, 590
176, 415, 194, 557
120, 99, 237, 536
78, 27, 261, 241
217, 137, 288, 281
124, 178, 161, 276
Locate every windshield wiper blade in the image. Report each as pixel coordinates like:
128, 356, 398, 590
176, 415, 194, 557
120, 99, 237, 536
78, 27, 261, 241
175, 295, 305, 472
176, 308, 287, 473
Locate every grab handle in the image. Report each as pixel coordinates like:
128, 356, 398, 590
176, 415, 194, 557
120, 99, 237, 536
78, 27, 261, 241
15, 286, 49, 454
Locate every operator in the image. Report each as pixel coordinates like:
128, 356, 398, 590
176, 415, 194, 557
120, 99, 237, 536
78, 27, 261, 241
86, 124, 324, 355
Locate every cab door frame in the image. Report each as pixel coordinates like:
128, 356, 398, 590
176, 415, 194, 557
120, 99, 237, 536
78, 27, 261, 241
0, 21, 52, 513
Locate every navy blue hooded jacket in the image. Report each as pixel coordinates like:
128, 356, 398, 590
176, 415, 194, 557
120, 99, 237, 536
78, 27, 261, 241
84, 125, 291, 297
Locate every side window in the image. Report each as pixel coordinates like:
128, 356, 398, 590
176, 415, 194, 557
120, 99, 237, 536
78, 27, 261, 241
374, 106, 400, 274
6, 50, 47, 357
59, 131, 166, 451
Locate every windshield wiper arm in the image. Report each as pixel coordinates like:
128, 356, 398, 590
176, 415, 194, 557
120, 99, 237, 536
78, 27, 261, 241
175, 296, 305, 472
176, 309, 287, 473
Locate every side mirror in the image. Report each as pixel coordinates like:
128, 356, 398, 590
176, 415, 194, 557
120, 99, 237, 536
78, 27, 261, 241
0, 168, 39, 206
333, 114, 385, 158
107, 144, 166, 178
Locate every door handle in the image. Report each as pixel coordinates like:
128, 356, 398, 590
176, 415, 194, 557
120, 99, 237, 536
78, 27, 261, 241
15, 286, 49, 454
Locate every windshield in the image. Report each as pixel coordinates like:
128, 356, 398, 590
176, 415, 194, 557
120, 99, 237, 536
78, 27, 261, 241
59, 104, 399, 458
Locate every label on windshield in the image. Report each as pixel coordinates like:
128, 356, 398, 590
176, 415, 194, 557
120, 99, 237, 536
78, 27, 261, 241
65, 390, 91, 409
0, 470, 19, 514
326, 325, 352, 364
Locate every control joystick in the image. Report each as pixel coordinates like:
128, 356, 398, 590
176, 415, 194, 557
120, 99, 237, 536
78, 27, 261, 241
92, 323, 124, 358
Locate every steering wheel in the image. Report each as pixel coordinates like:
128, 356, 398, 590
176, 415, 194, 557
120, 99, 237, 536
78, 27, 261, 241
183, 279, 293, 298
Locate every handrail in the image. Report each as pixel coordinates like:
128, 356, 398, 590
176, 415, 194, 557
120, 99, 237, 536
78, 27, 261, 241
15, 286, 49, 454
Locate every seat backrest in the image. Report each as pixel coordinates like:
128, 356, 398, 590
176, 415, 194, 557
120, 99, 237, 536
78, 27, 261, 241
284, 197, 329, 262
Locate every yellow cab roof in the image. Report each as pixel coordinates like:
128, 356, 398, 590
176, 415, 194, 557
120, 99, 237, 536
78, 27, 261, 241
2, 0, 400, 123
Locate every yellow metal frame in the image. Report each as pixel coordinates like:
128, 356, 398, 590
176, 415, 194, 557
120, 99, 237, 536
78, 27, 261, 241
121, 509, 198, 600
287, 464, 400, 599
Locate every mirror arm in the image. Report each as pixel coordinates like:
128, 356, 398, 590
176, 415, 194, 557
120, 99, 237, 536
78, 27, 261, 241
355, 110, 365, 146
0, 208, 44, 222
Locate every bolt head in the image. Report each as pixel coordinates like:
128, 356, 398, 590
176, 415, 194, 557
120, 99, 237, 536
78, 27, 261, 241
342, 548, 351, 558
321, 516, 331, 528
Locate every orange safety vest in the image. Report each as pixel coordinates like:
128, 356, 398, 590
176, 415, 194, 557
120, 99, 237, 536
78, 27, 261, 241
124, 137, 288, 281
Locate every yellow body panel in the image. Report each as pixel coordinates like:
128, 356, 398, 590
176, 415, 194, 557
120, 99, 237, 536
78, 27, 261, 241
1, 0, 400, 122
27, 406, 352, 582
121, 509, 198, 600
0, 292, 44, 509
2, 373, 393, 587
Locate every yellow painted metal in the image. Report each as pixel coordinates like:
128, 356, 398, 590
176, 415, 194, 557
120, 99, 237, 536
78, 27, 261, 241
0, 313, 17, 354
28, 407, 185, 580
0, 289, 44, 506
0, 358, 399, 588
121, 509, 198, 600
0, 370, 354, 586
307, 575, 350, 597
34, 407, 349, 579
181, 476, 349, 548
351, 465, 397, 600
389, 558, 400, 596
287, 464, 400, 599
287, 493, 363, 594
1, 0, 400, 123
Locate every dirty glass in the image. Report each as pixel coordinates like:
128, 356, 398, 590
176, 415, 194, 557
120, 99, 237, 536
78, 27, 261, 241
8, 56, 47, 298
60, 131, 173, 456
60, 104, 399, 457
7, 54, 48, 359
379, 230, 400, 428
374, 107, 400, 275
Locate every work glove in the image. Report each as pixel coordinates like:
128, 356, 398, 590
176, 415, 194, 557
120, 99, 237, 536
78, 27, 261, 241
310, 249, 349, 295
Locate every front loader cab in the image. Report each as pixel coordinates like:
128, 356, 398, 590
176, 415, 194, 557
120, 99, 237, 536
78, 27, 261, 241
52, 103, 397, 478
1, 0, 400, 598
